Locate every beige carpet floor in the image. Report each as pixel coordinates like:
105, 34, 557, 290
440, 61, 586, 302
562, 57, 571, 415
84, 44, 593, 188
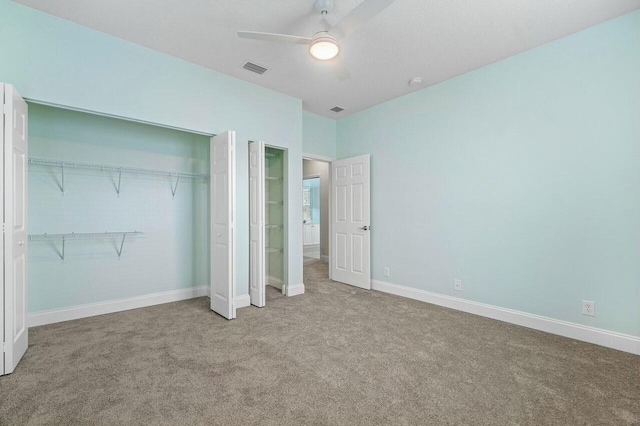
1, 259, 638, 425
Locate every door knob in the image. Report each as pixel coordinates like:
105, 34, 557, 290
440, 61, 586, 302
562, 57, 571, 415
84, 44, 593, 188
358, 226, 370, 231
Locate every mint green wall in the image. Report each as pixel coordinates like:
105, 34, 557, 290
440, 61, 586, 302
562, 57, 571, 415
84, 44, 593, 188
337, 11, 640, 336
302, 110, 336, 158
0, 0, 305, 300
28, 105, 210, 312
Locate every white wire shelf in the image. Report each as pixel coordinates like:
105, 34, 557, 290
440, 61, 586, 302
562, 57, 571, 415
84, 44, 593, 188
28, 231, 143, 261
29, 158, 208, 197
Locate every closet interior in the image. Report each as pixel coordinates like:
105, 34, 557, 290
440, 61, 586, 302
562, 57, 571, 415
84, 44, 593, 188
26, 104, 210, 315
265, 147, 285, 290
249, 141, 288, 308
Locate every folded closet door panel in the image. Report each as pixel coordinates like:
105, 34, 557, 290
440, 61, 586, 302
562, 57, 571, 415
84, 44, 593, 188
210, 131, 236, 320
249, 141, 265, 307
2, 83, 29, 375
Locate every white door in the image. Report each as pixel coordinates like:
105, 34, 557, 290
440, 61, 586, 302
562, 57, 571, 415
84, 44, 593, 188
330, 155, 371, 289
249, 141, 265, 307
312, 225, 320, 245
304, 225, 314, 245
210, 131, 236, 319
2, 84, 29, 375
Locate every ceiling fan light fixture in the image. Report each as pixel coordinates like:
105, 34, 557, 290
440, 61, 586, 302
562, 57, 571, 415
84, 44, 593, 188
309, 35, 340, 60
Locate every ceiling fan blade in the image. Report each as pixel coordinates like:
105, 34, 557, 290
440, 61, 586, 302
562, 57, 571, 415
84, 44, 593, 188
331, 55, 350, 81
331, 0, 395, 39
237, 31, 312, 45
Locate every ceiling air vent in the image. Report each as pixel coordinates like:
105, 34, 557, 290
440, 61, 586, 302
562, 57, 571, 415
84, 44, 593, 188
330, 106, 344, 113
243, 61, 268, 75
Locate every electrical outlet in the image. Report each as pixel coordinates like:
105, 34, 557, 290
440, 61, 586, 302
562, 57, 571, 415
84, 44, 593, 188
582, 300, 595, 316
454, 279, 462, 291
383, 267, 390, 277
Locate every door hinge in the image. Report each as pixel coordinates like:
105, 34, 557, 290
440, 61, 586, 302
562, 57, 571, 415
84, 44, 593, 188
1, 223, 5, 233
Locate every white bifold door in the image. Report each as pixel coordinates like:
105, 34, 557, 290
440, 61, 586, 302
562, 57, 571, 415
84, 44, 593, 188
1, 83, 29, 375
248, 141, 265, 307
210, 131, 236, 319
330, 154, 371, 290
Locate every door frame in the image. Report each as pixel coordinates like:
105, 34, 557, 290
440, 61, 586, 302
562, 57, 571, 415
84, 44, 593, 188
302, 153, 334, 279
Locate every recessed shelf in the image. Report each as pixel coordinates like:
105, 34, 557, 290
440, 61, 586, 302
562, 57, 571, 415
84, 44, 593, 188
266, 247, 283, 253
266, 176, 282, 182
267, 200, 283, 205
265, 224, 283, 229
29, 158, 208, 197
28, 231, 143, 261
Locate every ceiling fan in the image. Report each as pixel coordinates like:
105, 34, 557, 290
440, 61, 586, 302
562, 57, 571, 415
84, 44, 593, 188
237, 0, 395, 80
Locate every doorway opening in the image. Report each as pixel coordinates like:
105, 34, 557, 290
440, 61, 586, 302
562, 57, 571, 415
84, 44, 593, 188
303, 154, 371, 290
303, 176, 321, 259
303, 158, 329, 274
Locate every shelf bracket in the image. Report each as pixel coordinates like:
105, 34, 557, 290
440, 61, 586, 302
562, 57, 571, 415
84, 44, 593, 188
60, 236, 66, 262
61, 163, 65, 195
115, 169, 122, 197
171, 176, 180, 198
116, 233, 127, 259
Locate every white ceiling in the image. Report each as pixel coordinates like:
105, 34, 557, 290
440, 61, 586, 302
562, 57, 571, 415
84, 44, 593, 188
12, 0, 640, 118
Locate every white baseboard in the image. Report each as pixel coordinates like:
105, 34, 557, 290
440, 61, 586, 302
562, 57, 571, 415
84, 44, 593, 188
285, 283, 305, 297
29, 287, 255, 326
29, 286, 209, 327
371, 280, 640, 355
235, 294, 251, 309
320, 255, 329, 263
